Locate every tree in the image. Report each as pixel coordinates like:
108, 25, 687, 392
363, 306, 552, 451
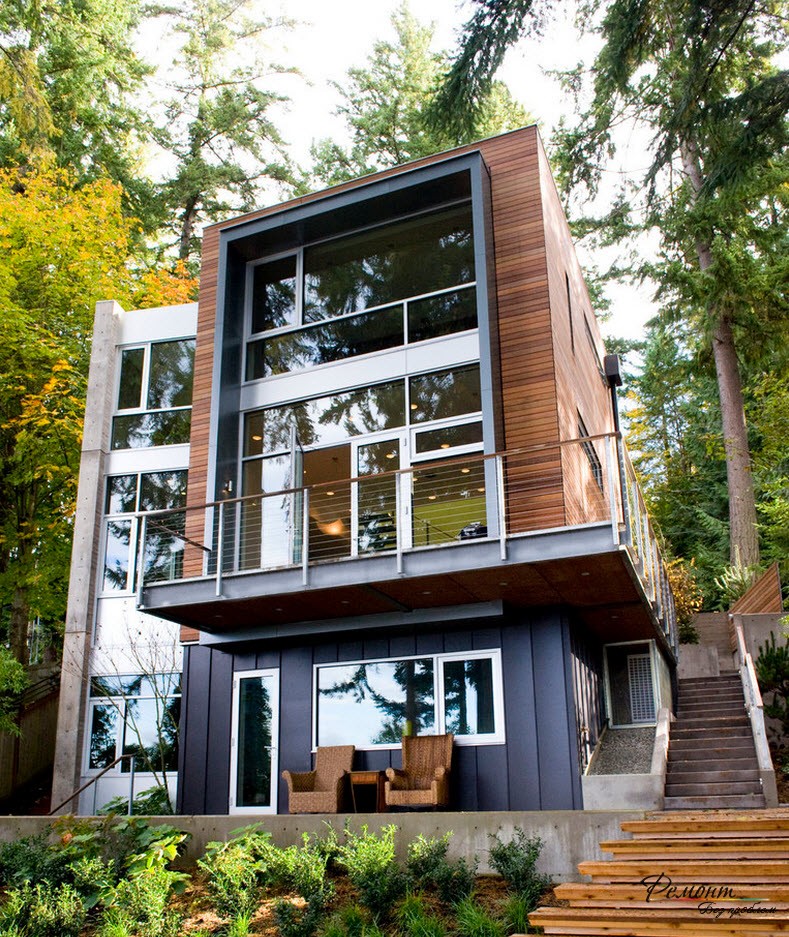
0, 169, 197, 666
152, 0, 295, 262
0, 0, 156, 225
305, 3, 530, 190
435, 0, 789, 571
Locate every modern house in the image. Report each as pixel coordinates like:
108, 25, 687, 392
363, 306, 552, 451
52, 125, 677, 816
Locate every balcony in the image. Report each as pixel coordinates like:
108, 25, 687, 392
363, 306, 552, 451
135, 434, 676, 651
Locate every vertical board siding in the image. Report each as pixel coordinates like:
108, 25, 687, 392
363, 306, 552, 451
570, 623, 606, 776
178, 610, 582, 814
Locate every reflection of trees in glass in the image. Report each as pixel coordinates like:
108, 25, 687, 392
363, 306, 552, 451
117, 348, 144, 409
141, 472, 188, 583
123, 695, 180, 774
443, 659, 494, 735
103, 520, 132, 590
251, 257, 297, 332
237, 678, 272, 807
410, 365, 481, 423
89, 704, 118, 768
111, 410, 192, 449
147, 340, 195, 408
304, 205, 474, 322
319, 660, 434, 744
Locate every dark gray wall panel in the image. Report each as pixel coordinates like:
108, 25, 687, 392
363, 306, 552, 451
177, 646, 212, 813
475, 744, 508, 811
204, 649, 234, 814
501, 618, 540, 810
277, 645, 314, 812
452, 746, 478, 810
388, 634, 416, 658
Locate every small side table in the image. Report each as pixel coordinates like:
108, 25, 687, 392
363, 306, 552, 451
349, 769, 387, 813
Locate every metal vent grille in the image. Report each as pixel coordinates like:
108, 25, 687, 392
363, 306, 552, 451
627, 654, 655, 723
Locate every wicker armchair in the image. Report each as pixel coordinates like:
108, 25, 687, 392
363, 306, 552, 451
282, 745, 355, 814
384, 733, 454, 809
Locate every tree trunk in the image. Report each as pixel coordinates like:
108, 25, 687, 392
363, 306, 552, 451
680, 140, 760, 568
9, 585, 29, 668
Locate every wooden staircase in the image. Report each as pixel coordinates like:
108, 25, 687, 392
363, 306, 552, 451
529, 810, 789, 935
665, 674, 766, 810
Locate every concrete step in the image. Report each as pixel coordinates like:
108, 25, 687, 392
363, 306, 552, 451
665, 780, 763, 797
664, 793, 767, 810
665, 768, 760, 784
673, 714, 750, 730
670, 726, 753, 741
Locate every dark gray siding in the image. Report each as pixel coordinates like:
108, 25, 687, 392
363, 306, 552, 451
177, 608, 583, 814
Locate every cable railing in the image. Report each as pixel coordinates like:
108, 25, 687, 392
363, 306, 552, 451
133, 433, 676, 641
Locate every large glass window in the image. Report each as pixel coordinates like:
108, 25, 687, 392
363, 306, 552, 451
87, 674, 181, 774
245, 204, 477, 381
409, 365, 481, 423
303, 205, 474, 321
101, 471, 188, 592
315, 651, 503, 748
112, 340, 194, 449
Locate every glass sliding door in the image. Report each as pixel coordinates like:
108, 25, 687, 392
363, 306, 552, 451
355, 438, 402, 555
229, 670, 279, 813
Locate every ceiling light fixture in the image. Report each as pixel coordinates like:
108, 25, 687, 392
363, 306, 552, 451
461, 467, 470, 474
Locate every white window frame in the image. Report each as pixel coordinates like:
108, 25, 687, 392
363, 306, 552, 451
229, 668, 280, 815
83, 674, 182, 776
602, 639, 659, 728
312, 649, 505, 751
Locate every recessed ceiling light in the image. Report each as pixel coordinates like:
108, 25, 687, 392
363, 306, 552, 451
477, 487, 485, 493
274, 607, 283, 612
499, 582, 508, 586
422, 590, 432, 595
581, 571, 591, 577
461, 467, 470, 474
440, 443, 450, 449
386, 451, 396, 459
428, 494, 437, 500
326, 490, 335, 496
252, 434, 262, 441
340, 600, 350, 605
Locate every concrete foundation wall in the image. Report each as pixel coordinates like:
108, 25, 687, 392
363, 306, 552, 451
0, 810, 644, 882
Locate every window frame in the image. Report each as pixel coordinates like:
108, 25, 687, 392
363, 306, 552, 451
311, 648, 505, 751
99, 470, 188, 596
112, 338, 195, 450
242, 200, 478, 384
84, 673, 182, 776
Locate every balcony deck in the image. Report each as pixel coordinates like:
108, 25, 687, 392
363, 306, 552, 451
136, 435, 676, 651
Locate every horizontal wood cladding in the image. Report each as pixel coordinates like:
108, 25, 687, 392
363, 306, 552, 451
730, 562, 784, 614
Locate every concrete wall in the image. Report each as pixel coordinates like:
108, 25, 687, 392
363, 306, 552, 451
0, 810, 645, 882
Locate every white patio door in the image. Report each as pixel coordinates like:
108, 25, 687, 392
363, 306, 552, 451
229, 669, 279, 813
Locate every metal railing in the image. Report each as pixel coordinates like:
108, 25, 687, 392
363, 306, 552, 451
49, 754, 138, 816
131, 432, 676, 640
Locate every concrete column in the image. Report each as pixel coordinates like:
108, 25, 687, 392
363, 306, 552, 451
51, 301, 124, 813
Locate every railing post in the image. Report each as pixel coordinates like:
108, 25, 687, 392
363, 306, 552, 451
616, 435, 631, 545
302, 488, 310, 586
135, 515, 147, 608
127, 755, 136, 815
216, 500, 225, 597
496, 454, 507, 561
605, 435, 619, 543
395, 474, 403, 574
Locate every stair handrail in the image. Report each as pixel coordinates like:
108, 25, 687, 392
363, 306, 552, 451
49, 754, 136, 816
731, 613, 777, 805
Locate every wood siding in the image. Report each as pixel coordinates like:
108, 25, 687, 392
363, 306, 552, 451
181, 126, 616, 622
176, 609, 583, 814
730, 562, 784, 615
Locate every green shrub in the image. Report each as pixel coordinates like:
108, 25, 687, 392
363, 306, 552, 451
67, 855, 117, 909
275, 835, 334, 906
454, 898, 505, 937
395, 895, 447, 937
226, 912, 252, 937
198, 826, 275, 919
487, 828, 550, 907
103, 865, 183, 937
500, 893, 533, 935
406, 833, 476, 905
274, 898, 326, 937
336, 825, 406, 920
0, 882, 86, 937
319, 903, 382, 937
0, 833, 71, 887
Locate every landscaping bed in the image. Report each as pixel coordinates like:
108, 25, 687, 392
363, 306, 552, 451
0, 816, 552, 936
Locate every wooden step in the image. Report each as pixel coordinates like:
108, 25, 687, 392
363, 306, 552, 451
673, 715, 751, 730
664, 794, 767, 810
598, 837, 789, 859
622, 814, 789, 838
528, 906, 789, 934
678, 690, 744, 703
553, 881, 789, 908
577, 858, 789, 883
